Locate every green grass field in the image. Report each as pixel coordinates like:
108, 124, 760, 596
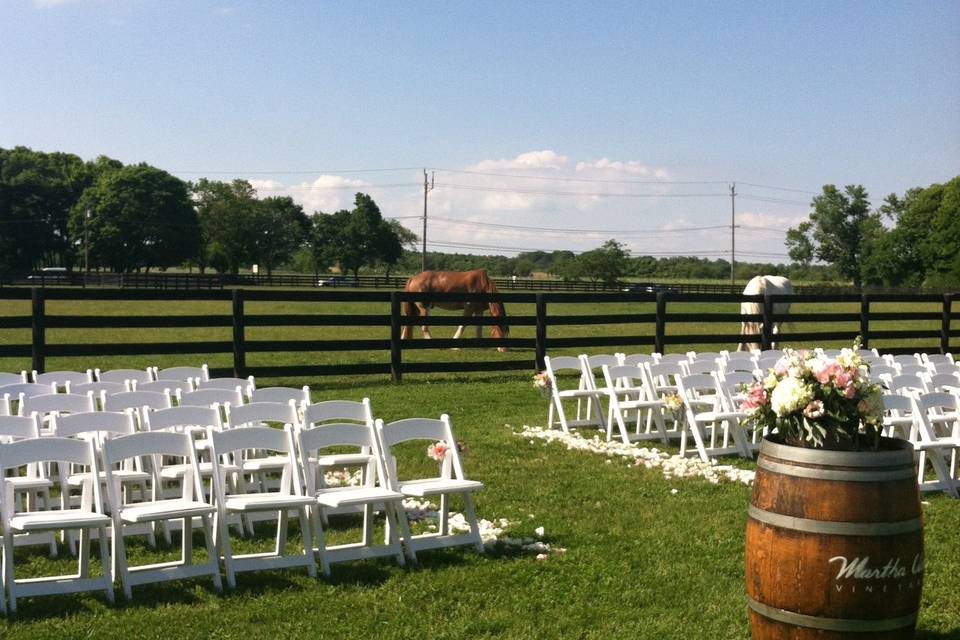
0, 297, 957, 638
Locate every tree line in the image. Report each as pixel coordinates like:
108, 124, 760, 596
2, 145, 956, 288
0, 146, 412, 277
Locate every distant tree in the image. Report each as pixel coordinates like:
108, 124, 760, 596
785, 185, 879, 289
193, 179, 259, 274
250, 196, 309, 276
377, 220, 418, 277
0, 146, 96, 272
576, 239, 630, 285
308, 193, 408, 280
919, 177, 960, 285
70, 164, 198, 272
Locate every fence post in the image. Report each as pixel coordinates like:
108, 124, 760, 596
761, 294, 774, 351
390, 292, 403, 381
941, 293, 952, 355
31, 287, 45, 374
535, 294, 547, 371
654, 292, 667, 355
860, 294, 871, 349
232, 289, 246, 378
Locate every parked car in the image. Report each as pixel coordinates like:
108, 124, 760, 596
316, 276, 346, 287
622, 283, 679, 294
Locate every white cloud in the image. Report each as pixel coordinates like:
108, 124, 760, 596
32, 0, 79, 7
470, 150, 569, 172
249, 174, 370, 213
574, 158, 671, 180
737, 211, 807, 229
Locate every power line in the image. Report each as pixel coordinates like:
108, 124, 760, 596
427, 216, 729, 235
253, 182, 419, 192
435, 183, 727, 198
738, 194, 810, 206
430, 167, 731, 185
737, 181, 818, 196
173, 167, 423, 175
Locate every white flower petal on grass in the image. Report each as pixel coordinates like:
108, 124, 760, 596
535, 526, 545, 538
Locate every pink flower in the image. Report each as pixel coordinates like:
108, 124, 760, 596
815, 366, 832, 384
803, 400, 825, 419
773, 358, 790, 376
427, 441, 450, 461
844, 384, 856, 399
834, 371, 852, 389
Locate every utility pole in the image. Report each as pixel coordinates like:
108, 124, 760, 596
421, 169, 434, 272
730, 182, 736, 289
84, 208, 91, 274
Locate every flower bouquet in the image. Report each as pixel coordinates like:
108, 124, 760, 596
662, 393, 684, 420
739, 340, 886, 450
532, 371, 552, 399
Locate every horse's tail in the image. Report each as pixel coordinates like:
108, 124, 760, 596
401, 275, 420, 340
477, 271, 509, 339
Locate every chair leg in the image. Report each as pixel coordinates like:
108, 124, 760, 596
217, 511, 236, 590
98, 525, 114, 604
112, 524, 133, 601
200, 514, 223, 593
78, 528, 91, 578
461, 493, 485, 553
311, 507, 330, 576
390, 502, 417, 564
2, 530, 14, 614
182, 517, 193, 566
297, 507, 317, 578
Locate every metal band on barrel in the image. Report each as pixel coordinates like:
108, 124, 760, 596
759, 438, 913, 467
747, 596, 918, 632
748, 505, 922, 536
757, 457, 917, 482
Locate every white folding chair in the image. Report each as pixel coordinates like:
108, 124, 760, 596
869, 364, 899, 384
602, 364, 668, 444
95, 368, 154, 385
102, 431, 222, 600
133, 379, 195, 402
300, 399, 376, 516
198, 376, 256, 400
208, 425, 316, 587
249, 386, 311, 405
52, 411, 154, 552
881, 394, 918, 441
1, 437, 113, 613
898, 364, 929, 377
716, 373, 763, 450
0, 372, 28, 387
911, 393, 960, 498
377, 414, 483, 555
66, 381, 129, 409
103, 390, 172, 430
887, 374, 930, 397
886, 354, 921, 368
176, 387, 244, 410
0, 414, 56, 555
656, 353, 688, 366
19, 393, 97, 436
152, 365, 210, 383
0, 382, 57, 416
681, 358, 720, 376
579, 354, 620, 419
298, 419, 414, 574
928, 373, 960, 394
619, 353, 659, 367
543, 355, 604, 433
922, 353, 954, 367
676, 373, 751, 461
32, 369, 93, 389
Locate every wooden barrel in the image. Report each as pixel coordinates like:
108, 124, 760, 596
745, 437, 923, 639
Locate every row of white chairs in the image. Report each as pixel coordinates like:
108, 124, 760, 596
544, 354, 758, 462
0, 400, 483, 613
0, 365, 213, 389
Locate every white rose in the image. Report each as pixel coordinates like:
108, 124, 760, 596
770, 377, 813, 417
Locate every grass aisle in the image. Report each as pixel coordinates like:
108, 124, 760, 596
1, 373, 958, 639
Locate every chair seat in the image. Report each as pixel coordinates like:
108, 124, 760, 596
557, 389, 603, 399
314, 486, 404, 508
7, 476, 53, 491
68, 470, 150, 486
224, 493, 316, 511
693, 410, 747, 423
241, 456, 289, 472
160, 461, 239, 479
914, 437, 960, 451
119, 499, 216, 523
10, 510, 111, 532
398, 478, 483, 497
312, 453, 372, 467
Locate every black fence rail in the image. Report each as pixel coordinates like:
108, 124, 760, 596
0, 288, 956, 381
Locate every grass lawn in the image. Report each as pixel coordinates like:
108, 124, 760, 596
0, 296, 957, 638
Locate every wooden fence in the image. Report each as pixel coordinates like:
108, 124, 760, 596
0, 288, 956, 381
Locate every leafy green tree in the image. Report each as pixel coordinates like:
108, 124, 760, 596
308, 193, 410, 280
193, 179, 259, 274
920, 177, 960, 285
70, 164, 198, 272
250, 196, 309, 276
786, 185, 879, 289
576, 239, 630, 285
0, 146, 96, 272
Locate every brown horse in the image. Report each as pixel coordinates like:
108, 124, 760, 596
401, 270, 509, 352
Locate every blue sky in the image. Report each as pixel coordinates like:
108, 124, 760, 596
2, 1, 958, 261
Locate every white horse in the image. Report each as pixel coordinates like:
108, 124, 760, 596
738, 275, 794, 352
